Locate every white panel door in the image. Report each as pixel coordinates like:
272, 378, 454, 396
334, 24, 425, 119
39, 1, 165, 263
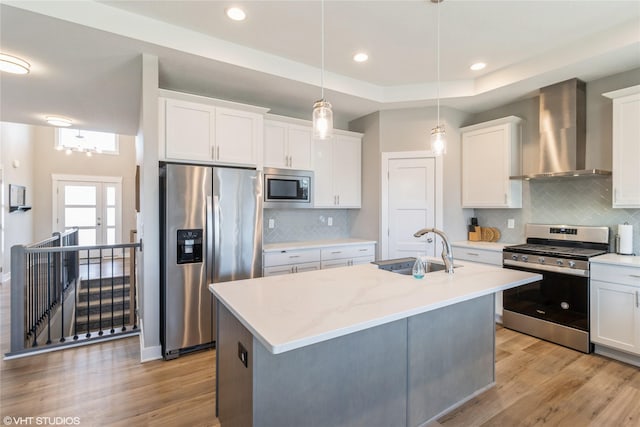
387, 158, 436, 259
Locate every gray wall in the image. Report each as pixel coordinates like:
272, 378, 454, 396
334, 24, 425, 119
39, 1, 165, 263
0, 122, 35, 278
469, 68, 640, 253
349, 111, 381, 249
31, 126, 137, 243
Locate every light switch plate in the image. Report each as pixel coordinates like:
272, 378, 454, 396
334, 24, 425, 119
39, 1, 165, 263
268, 218, 275, 229
507, 219, 515, 229
328, 217, 333, 226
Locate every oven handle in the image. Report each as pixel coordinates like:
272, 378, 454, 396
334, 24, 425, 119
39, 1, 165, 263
503, 259, 589, 277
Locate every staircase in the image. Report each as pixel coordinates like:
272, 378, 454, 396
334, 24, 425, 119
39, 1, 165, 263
75, 274, 132, 334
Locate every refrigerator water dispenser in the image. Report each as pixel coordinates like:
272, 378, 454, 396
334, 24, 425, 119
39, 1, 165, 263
177, 229, 203, 264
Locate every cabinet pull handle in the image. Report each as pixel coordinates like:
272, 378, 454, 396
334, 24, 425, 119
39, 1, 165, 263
337, 195, 340, 205
466, 252, 479, 256
331, 251, 342, 254
636, 290, 639, 308
211, 146, 215, 159
358, 249, 368, 252
289, 255, 300, 259
504, 193, 508, 204
629, 274, 640, 279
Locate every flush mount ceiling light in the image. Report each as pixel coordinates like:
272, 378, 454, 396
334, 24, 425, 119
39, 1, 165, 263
430, 0, 446, 156
225, 7, 246, 21
312, 0, 333, 140
470, 62, 486, 71
0, 53, 30, 74
45, 116, 72, 127
353, 52, 369, 63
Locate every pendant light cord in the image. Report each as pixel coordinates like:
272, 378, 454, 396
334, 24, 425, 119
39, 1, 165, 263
321, 0, 325, 100
436, 0, 440, 126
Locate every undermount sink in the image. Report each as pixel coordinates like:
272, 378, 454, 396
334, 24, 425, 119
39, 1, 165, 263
372, 257, 459, 276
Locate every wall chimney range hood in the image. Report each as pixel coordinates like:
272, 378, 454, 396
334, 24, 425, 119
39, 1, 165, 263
510, 78, 611, 180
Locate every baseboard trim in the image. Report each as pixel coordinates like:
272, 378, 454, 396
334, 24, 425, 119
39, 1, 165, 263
138, 318, 162, 363
594, 344, 640, 367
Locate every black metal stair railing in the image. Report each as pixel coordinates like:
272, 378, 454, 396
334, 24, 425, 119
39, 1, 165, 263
8, 230, 141, 357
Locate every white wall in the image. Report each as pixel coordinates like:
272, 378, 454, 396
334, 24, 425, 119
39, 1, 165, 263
0, 122, 35, 278
137, 53, 162, 361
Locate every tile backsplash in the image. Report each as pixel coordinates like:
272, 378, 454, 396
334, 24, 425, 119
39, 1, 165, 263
263, 208, 351, 243
474, 177, 640, 254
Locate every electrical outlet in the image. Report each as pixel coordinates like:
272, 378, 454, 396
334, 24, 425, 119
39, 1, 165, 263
328, 217, 333, 226
268, 218, 275, 229
507, 219, 515, 229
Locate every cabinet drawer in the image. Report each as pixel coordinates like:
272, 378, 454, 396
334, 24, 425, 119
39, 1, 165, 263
264, 249, 320, 267
453, 247, 502, 266
321, 244, 375, 261
591, 263, 640, 287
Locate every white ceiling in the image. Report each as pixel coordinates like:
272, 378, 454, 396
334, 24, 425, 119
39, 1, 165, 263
1, 0, 639, 135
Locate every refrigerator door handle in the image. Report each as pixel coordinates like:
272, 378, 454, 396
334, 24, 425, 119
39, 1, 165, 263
206, 195, 214, 284
212, 195, 222, 282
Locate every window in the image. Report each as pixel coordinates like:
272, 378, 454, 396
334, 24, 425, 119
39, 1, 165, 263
56, 128, 119, 155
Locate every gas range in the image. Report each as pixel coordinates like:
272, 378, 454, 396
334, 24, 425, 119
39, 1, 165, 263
503, 224, 609, 276
501, 224, 610, 353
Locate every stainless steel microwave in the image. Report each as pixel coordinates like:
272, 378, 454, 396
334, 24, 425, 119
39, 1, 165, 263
263, 168, 313, 208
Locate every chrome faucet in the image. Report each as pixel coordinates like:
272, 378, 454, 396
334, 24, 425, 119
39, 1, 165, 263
413, 227, 454, 274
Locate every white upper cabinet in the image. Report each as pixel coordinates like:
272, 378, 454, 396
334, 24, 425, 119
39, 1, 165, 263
215, 107, 263, 166
264, 119, 313, 170
313, 134, 362, 208
461, 116, 523, 208
604, 85, 640, 208
163, 98, 216, 162
159, 91, 267, 167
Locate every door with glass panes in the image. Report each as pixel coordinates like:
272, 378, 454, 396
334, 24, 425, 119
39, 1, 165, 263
54, 176, 122, 256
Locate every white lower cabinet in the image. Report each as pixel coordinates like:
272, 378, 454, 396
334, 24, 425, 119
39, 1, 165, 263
320, 244, 375, 269
263, 249, 321, 277
590, 263, 640, 357
452, 242, 505, 322
263, 242, 376, 276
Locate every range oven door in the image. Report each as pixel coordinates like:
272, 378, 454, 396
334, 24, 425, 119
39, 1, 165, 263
503, 264, 589, 331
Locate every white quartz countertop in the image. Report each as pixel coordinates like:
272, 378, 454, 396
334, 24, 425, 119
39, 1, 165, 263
590, 253, 640, 267
263, 238, 376, 252
452, 241, 520, 251
210, 260, 540, 355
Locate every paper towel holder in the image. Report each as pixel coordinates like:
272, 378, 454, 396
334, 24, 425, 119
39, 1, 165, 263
615, 222, 635, 256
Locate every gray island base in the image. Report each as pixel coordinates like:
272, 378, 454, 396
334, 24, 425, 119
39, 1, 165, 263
217, 294, 495, 427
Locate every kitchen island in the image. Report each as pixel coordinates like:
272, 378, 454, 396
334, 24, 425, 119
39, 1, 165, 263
209, 260, 540, 427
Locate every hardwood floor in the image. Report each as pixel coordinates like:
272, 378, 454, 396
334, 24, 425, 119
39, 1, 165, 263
2, 279, 638, 426
440, 327, 640, 427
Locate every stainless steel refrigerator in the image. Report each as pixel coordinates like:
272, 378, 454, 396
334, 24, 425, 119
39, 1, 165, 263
160, 163, 262, 360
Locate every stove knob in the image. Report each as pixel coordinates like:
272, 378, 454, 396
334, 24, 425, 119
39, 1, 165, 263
556, 259, 564, 266
521, 255, 528, 262
538, 257, 545, 264
568, 261, 576, 268
511, 254, 518, 261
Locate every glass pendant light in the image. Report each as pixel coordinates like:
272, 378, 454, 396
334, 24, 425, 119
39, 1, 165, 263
312, 0, 333, 139
430, 0, 446, 156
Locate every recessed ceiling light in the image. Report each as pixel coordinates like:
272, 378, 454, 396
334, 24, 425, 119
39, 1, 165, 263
353, 52, 369, 63
0, 53, 30, 74
45, 116, 72, 127
470, 62, 486, 71
226, 7, 246, 21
